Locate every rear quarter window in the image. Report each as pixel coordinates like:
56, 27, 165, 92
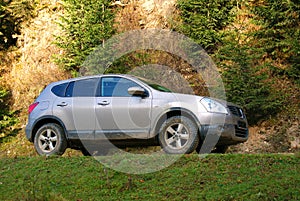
51, 83, 69, 97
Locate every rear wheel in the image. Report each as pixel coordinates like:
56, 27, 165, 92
34, 123, 67, 156
158, 116, 199, 154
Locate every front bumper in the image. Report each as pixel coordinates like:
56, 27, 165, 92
198, 109, 249, 145
200, 122, 248, 145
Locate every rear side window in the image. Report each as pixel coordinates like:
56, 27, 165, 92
51, 83, 69, 97
66, 78, 99, 97
65, 82, 74, 97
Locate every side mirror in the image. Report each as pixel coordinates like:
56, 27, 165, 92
128, 87, 146, 97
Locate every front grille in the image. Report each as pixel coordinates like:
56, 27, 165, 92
228, 105, 245, 118
235, 126, 248, 138
235, 121, 248, 138
238, 121, 246, 128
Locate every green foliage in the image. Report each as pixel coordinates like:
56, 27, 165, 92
106, 50, 154, 74
0, 0, 36, 50
176, 0, 237, 53
55, 0, 115, 72
0, 87, 18, 142
176, 0, 299, 124
251, 0, 300, 85
216, 32, 284, 125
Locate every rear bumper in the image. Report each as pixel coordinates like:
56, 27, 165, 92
25, 123, 34, 142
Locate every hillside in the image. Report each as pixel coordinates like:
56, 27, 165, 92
0, 0, 299, 156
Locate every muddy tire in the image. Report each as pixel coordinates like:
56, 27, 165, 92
34, 123, 67, 156
158, 116, 199, 154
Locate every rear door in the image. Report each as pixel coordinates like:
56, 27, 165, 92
52, 78, 99, 140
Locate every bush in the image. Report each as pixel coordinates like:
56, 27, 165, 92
0, 0, 35, 50
176, 0, 236, 53
216, 32, 285, 125
176, 0, 297, 124
0, 87, 18, 142
251, 0, 300, 85
55, 0, 115, 72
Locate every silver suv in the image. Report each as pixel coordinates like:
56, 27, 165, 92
26, 74, 248, 156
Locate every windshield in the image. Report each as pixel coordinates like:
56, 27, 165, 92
138, 78, 172, 93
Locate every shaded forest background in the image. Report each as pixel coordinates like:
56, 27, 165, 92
0, 0, 299, 156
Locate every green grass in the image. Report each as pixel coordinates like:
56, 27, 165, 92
0, 154, 299, 201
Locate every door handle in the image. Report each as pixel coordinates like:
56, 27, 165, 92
57, 102, 68, 107
98, 101, 110, 106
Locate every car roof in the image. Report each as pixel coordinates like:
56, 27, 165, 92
50, 74, 138, 85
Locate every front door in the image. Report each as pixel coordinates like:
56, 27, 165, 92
95, 76, 152, 140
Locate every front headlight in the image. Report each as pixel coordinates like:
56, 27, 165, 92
200, 97, 228, 114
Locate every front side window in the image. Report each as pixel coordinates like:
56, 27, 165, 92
101, 77, 140, 97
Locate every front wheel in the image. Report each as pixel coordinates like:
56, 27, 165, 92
34, 123, 67, 156
158, 116, 199, 154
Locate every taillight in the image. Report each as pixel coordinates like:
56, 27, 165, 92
28, 102, 39, 114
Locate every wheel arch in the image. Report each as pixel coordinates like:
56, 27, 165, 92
30, 116, 68, 142
152, 107, 201, 139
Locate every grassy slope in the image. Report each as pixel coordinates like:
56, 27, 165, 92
0, 154, 299, 201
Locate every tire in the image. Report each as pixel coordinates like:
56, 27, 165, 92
34, 123, 67, 156
158, 116, 199, 154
